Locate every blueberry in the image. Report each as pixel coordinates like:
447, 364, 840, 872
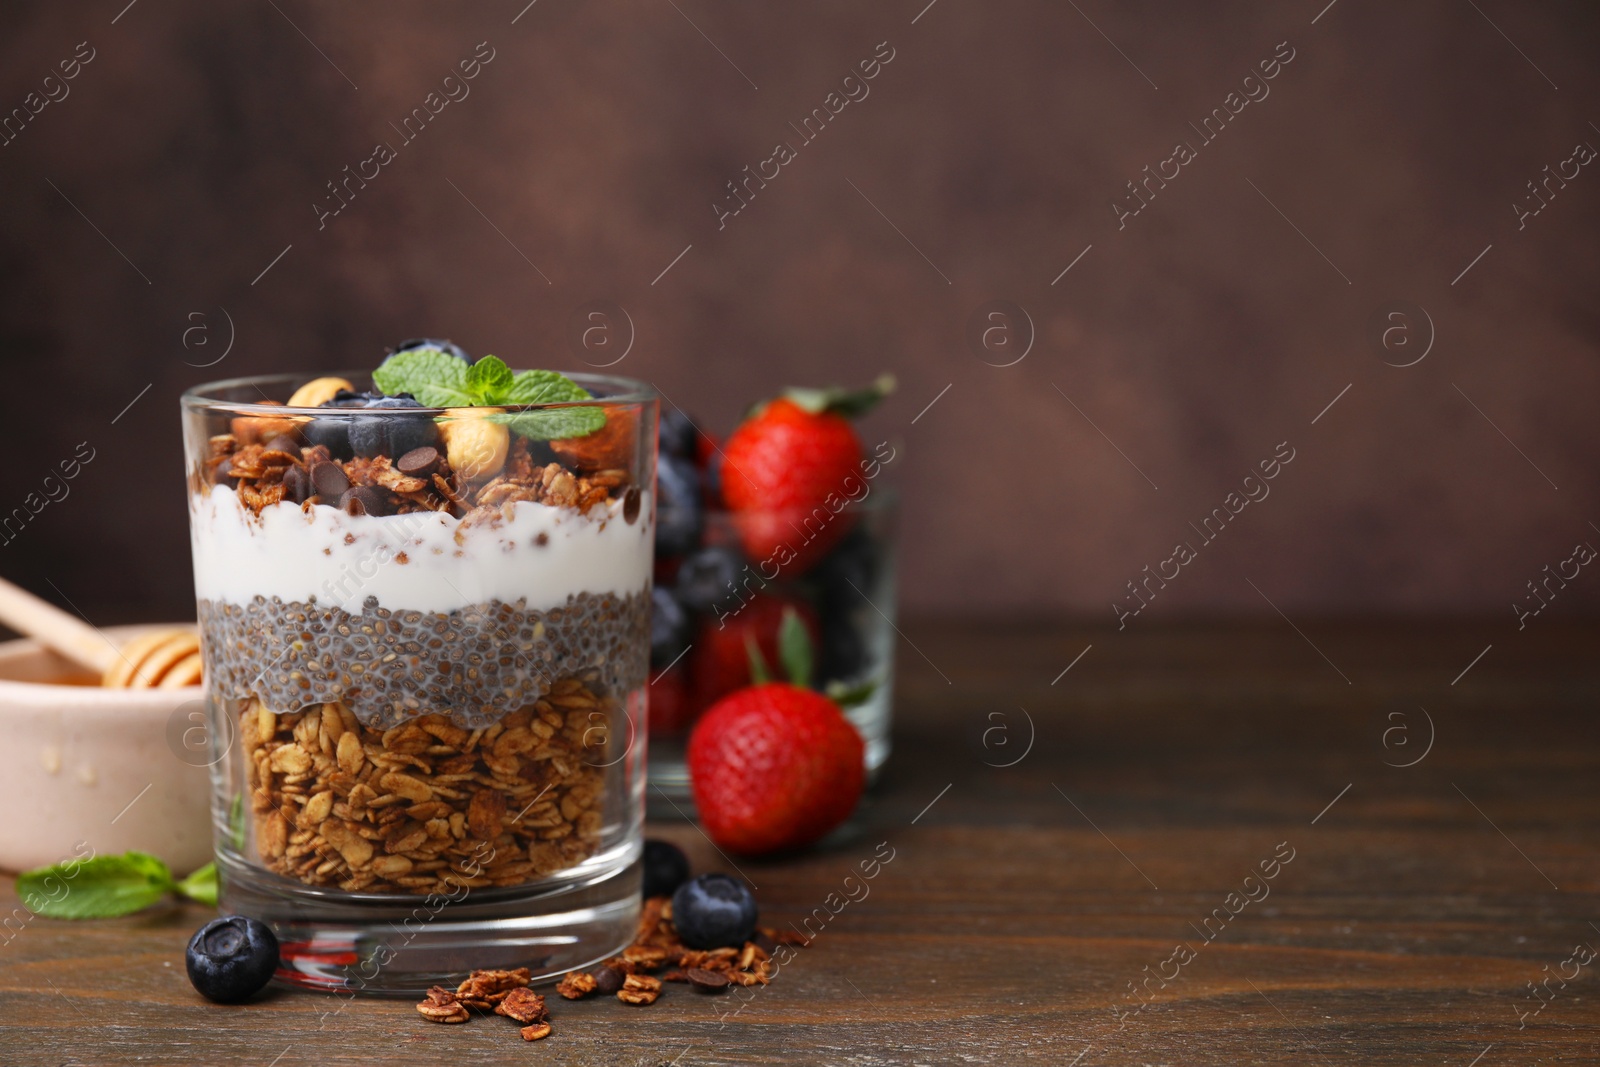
812, 526, 880, 606
301, 390, 378, 459
659, 408, 698, 459
819, 608, 868, 682
702, 448, 723, 505
670, 873, 757, 950
185, 915, 279, 1003
674, 545, 745, 614
349, 396, 439, 459
650, 586, 692, 668
395, 337, 473, 363
641, 839, 690, 899
656, 453, 703, 558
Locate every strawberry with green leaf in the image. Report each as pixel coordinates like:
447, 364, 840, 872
720, 374, 894, 577
687, 609, 867, 856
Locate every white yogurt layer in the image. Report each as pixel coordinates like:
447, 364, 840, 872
190, 485, 652, 614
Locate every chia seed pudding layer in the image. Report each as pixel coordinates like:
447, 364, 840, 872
199, 589, 650, 729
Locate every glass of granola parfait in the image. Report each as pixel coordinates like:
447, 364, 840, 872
181, 343, 655, 993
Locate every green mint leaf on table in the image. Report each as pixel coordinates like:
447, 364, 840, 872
745, 636, 772, 686
372, 348, 475, 408
778, 607, 813, 689
18, 851, 176, 919
176, 863, 219, 907
464, 355, 515, 402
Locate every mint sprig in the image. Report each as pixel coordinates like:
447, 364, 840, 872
17, 852, 218, 919
372, 349, 606, 441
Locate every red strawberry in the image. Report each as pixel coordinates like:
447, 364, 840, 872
719, 376, 893, 577
688, 594, 818, 711
647, 666, 695, 738
688, 682, 865, 855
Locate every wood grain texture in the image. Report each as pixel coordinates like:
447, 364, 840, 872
1, 620, 1597, 1066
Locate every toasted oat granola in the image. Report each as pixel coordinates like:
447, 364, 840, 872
242, 679, 613, 893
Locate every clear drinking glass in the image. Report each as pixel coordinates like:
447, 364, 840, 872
646, 492, 898, 805
181, 372, 655, 994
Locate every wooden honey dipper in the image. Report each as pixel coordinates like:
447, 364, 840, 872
0, 575, 201, 688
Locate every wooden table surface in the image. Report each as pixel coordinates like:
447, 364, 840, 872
3, 620, 1598, 1066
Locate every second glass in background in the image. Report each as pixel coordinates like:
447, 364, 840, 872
647, 494, 897, 805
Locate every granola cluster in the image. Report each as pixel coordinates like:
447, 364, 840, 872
553, 895, 806, 1005
200, 427, 635, 523
415, 897, 808, 1043
241, 677, 614, 893
417, 968, 553, 1041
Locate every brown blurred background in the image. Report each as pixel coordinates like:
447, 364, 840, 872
1, 0, 1596, 625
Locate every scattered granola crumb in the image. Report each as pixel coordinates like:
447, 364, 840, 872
418, 897, 803, 1040
618, 973, 663, 1005
556, 971, 597, 999
495, 987, 548, 1024
416, 986, 470, 1024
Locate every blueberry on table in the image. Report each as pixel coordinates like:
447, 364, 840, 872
185, 915, 279, 1003
659, 408, 698, 459
655, 453, 703, 558
671, 873, 758, 950
395, 337, 473, 363
641, 839, 690, 898
673, 545, 745, 614
650, 587, 693, 668
349, 396, 439, 459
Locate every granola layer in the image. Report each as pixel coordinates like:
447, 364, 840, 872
241, 677, 618, 893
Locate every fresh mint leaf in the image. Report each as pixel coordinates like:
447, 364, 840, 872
373, 348, 474, 408
778, 606, 813, 689
175, 863, 218, 907
17, 851, 176, 919
745, 636, 772, 686
507, 369, 592, 406
495, 407, 608, 442
375, 353, 606, 439
465, 355, 515, 403
501, 367, 603, 439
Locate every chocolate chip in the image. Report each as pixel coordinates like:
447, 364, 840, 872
396, 446, 441, 477
281, 465, 311, 504
623, 485, 641, 524
593, 966, 625, 995
339, 485, 393, 517
686, 968, 729, 993
265, 433, 303, 455
311, 461, 351, 500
